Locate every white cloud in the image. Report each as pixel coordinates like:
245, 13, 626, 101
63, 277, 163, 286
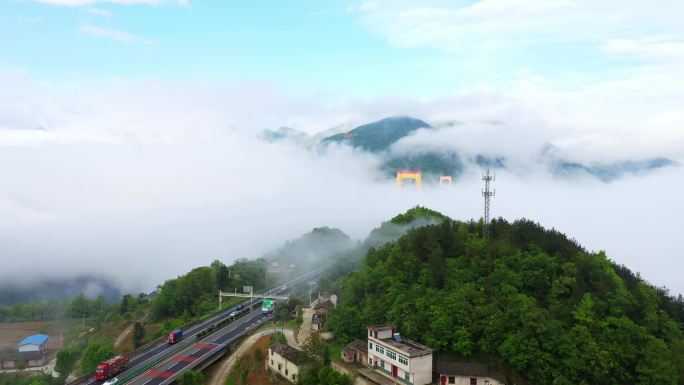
79, 24, 156, 44
0, 72, 682, 294
353, 0, 684, 53
456, 0, 576, 18
603, 36, 684, 59
85, 8, 114, 18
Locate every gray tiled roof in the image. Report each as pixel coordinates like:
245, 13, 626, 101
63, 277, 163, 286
271, 344, 308, 365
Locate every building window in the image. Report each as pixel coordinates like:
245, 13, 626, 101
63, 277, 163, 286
278, 363, 282, 371
369, 358, 373, 366
286, 369, 289, 375
369, 342, 373, 350
270, 360, 274, 365
293, 374, 297, 381
386, 349, 396, 360
380, 360, 385, 369
449, 376, 455, 384
485, 381, 490, 385
398, 355, 408, 365
377, 346, 384, 354
404, 372, 410, 382
369, 330, 372, 337
470, 378, 477, 385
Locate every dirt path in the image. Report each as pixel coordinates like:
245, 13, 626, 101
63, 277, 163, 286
114, 323, 134, 349
297, 308, 314, 345
206, 327, 298, 385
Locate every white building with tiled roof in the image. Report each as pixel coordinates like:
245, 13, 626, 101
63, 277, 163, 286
367, 325, 433, 385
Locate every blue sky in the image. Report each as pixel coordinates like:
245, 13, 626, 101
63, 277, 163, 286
4, 0, 680, 99
1, 1, 449, 97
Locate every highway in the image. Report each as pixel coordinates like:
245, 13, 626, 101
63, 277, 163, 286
127, 308, 271, 385
70, 268, 323, 385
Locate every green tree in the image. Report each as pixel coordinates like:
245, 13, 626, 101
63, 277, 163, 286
178, 370, 204, 385
211, 260, 231, 290
133, 322, 145, 348
81, 341, 115, 373
55, 347, 80, 383
120, 295, 130, 315
322, 346, 331, 366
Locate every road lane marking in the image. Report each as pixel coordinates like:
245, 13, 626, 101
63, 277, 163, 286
146, 370, 174, 378
171, 356, 197, 363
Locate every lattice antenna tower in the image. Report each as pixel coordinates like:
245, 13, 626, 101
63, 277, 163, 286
482, 168, 496, 238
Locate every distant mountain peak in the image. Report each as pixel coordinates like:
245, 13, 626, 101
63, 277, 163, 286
322, 116, 432, 153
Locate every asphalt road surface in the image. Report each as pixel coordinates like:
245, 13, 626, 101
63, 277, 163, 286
127, 308, 271, 385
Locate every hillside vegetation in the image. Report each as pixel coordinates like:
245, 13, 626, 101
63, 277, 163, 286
329, 212, 684, 385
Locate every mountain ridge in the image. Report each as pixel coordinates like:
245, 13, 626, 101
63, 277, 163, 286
261, 116, 678, 183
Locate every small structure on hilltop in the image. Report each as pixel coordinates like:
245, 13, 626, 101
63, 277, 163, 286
436, 361, 507, 385
366, 325, 433, 385
266, 343, 312, 383
342, 339, 368, 364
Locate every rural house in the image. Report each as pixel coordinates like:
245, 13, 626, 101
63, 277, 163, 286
341, 339, 368, 364
266, 343, 311, 383
366, 325, 433, 385
437, 361, 507, 385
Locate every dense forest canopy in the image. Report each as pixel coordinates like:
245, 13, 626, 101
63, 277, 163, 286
329, 211, 684, 385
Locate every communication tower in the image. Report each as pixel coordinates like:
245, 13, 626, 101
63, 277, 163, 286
482, 168, 495, 237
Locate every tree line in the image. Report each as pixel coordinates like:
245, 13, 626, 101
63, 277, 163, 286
150, 258, 268, 320
0, 294, 115, 323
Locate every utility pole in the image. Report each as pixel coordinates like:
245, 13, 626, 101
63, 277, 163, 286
482, 168, 495, 238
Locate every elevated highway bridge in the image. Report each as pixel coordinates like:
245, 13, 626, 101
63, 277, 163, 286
68, 267, 324, 385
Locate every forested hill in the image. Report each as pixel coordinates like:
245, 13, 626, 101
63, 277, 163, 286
329, 213, 684, 385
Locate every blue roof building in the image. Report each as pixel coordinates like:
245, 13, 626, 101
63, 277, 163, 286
18, 334, 49, 352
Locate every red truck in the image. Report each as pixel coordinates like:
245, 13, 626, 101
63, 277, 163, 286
167, 328, 183, 344
95, 355, 129, 380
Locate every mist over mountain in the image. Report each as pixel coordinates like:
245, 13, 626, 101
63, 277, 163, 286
264, 226, 354, 269
263, 116, 678, 182
541, 144, 678, 182
0, 275, 122, 306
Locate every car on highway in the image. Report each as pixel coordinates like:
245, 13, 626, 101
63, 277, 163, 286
229, 311, 237, 317
103, 377, 119, 385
